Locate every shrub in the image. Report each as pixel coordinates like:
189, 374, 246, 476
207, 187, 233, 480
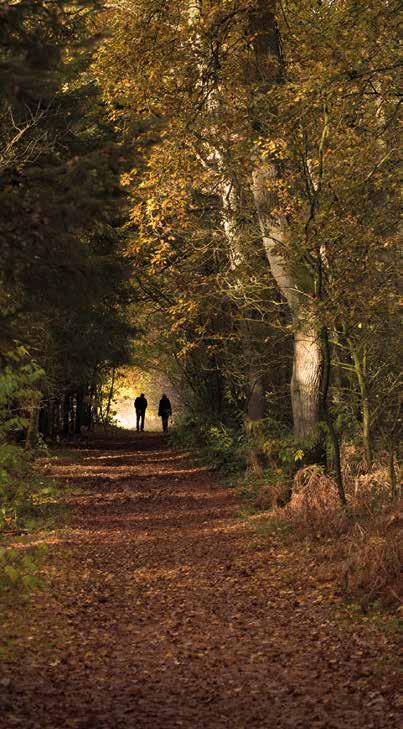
0, 444, 35, 532
169, 413, 203, 451
252, 447, 402, 608
281, 465, 348, 538
343, 504, 402, 608
201, 423, 246, 473
0, 348, 43, 440
0, 544, 47, 591
0, 350, 54, 592
171, 415, 247, 474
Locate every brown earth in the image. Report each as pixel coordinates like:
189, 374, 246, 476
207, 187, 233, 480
0, 432, 401, 728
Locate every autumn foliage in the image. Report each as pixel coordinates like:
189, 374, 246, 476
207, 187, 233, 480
0, 1, 401, 612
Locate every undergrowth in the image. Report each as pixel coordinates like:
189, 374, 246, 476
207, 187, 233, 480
243, 449, 401, 611
172, 416, 401, 610
170, 414, 247, 474
0, 445, 72, 593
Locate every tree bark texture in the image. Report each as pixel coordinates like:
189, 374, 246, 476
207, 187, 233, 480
63, 392, 71, 437
349, 343, 373, 468
249, 0, 324, 442
75, 389, 84, 435
25, 404, 40, 449
291, 328, 322, 440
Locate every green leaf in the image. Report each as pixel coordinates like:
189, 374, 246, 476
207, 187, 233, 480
4, 565, 20, 582
22, 574, 39, 589
40, 486, 55, 496
22, 556, 36, 571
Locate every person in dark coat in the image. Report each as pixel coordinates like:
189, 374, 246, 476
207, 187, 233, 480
134, 393, 147, 432
158, 394, 172, 432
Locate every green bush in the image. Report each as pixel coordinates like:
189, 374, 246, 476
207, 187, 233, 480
171, 415, 247, 474
0, 348, 43, 438
169, 413, 202, 450
0, 444, 33, 531
0, 544, 47, 591
201, 423, 246, 473
0, 349, 52, 592
0, 443, 60, 532
0, 441, 60, 591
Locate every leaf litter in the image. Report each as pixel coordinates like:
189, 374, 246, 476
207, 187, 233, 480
0, 432, 400, 728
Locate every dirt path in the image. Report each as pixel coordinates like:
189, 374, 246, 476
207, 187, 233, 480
1, 433, 401, 728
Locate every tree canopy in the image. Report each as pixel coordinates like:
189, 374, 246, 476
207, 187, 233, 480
0, 0, 400, 486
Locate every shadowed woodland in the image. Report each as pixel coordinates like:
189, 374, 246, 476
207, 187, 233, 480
0, 2, 401, 728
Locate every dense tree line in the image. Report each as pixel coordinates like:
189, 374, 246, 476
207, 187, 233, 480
0, 1, 135, 444
90, 0, 400, 494
1, 1, 400, 500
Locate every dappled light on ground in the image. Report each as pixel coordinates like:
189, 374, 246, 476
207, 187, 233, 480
0, 433, 400, 728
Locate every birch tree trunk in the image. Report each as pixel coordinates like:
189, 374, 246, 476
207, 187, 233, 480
249, 0, 324, 445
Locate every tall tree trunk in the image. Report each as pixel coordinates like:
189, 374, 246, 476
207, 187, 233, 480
52, 399, 60, 437
348, 341, 373, 468
38, 399, 49, 439
321, 328, 346, 505
25, 401, 40, 449
87, 368, 98, 431
291, 328, 323, 440
244, 373, 266, 476
48, 399, 55, 439
105, 368, 116, 424
75, 388, 84, 436
252, 164, 323, 444
249, 1, 324, 446
247, 373, 266, 422
63, 392, 70, 437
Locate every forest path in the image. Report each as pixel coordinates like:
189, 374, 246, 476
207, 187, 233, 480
1, 433, 400, 729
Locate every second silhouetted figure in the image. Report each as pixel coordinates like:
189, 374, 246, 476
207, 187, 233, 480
158, 394, 172, 432
134, 393, 147, 432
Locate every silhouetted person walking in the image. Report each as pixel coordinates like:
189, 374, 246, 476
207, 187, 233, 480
134, 393, 147, 432
158, 394, 172, 432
